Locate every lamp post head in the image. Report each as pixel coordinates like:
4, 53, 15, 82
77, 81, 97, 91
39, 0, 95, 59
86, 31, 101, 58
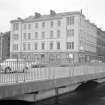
80, 46, 84, 51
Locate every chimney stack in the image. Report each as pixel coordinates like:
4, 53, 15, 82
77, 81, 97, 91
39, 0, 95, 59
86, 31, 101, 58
17, 17, 22, 21
50, 10, 56, 16
80, 9, 82, 14
34, 12, 41, 18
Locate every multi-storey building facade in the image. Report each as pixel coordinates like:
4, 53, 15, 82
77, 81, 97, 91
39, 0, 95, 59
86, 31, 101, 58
10, 10, 98, 64
97, 28, 105, 61
0, 32, 10, 61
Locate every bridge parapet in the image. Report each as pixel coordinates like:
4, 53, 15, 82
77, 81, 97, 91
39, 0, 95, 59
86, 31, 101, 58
0, 63, 105, 99
0, 63, 104, 85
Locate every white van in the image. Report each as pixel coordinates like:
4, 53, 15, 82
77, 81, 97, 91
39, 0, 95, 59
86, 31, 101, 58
0, 59, 28, 73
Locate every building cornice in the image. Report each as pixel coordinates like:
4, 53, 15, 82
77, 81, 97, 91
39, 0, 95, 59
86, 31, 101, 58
10, 11, 84, 23
10, 17, 23, 23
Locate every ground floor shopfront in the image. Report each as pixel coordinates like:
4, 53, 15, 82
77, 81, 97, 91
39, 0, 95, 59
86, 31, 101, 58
10, 51, 97, 66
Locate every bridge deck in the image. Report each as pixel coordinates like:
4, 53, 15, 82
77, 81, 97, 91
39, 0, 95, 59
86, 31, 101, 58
0, 63, 105, 99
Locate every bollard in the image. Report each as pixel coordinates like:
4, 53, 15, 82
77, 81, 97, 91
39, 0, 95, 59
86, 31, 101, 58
55, 88, 59, 104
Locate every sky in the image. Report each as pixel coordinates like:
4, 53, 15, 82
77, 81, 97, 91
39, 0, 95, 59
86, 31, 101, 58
0, 0, 105, 32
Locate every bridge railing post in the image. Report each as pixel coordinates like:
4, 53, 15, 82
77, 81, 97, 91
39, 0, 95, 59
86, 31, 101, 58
14, 73, 19, 83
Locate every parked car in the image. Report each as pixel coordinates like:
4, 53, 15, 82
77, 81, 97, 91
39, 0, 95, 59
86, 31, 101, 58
0, 58, 28, 73
26, 61, 46, 68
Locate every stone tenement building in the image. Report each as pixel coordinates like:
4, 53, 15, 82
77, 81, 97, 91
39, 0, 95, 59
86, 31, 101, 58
97, 28, 105, 61
10, 10, 105, 63
0, 32, 10, 61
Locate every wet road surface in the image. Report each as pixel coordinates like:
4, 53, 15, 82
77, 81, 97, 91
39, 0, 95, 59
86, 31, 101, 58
1, 82, 105, 105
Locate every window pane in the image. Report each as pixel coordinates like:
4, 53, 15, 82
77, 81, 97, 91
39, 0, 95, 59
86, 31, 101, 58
41, 42, 45, 50
66, 42, 74, 49
66, 17, 69, 25
71, 29, 74, 36
50, 21, 54, 27
57, 42, 60, 49
34, 43, 38, 50
57, 30, 60, 38
28, 43, 31, 50
23, 43, 26, 50
23, 33, 26, 40
50, 31, 54, 38
70, 16, 74, 25
58, 20, 61, 26
42, 22, 45, 28
13, 34, 18, 40
35, 32, 38, 39
66, 16, 75, 25
42, 32, 45, 39
24, 24, 26, 30
13, 23, 19, 30
67, 29, 74, 37
72, 42, 74, 49
28, 24, 31, 29
28, 33, 31, 39
35, 23, 38, 28
13, 44, 18, 50
50, 42, 53, 49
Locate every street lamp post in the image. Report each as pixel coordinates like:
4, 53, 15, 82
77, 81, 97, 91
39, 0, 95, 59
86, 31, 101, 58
0, 33, 3, 62
79, 46, 84, 64
68, 53, 74, 77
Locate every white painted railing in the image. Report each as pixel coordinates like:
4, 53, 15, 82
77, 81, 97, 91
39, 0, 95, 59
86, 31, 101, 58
0, 63, 105, 85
